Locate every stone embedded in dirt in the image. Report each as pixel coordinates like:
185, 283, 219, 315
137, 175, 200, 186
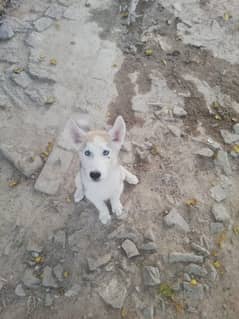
35, 146, 74, 195
207, 264, 218, 282
184, 273, 191, 282
207, 138, 221, 151
10, 71, 32, 89
142, 305, 154, 319
209, 184, 227, 202
143, 266, 161, 286
210, 222, 225, 235
194, 148, 214, 158
15, 284, 26, 297
183, 282, 204, 300
214, 150, 232, 176
122, 239, 140, 258
220, 129, 239, 145
191, 243, 210, 257
143, 228, 155, 242
45, 293, 54, 307
97, 276, 127, 309
87, 253, 112, 271
0, 143, 43, 178
168, 124, 182, 137
108, 225, 140, 243
212, 203, 230, 224
164, 208, 190, 233
42, 266, 58, 288
22, 269, 41, 289
45, 4, 64, 19
0, 21, 14, 40
173, 106, 187, 117
53, 230, 66, 249
233, 123, 239, 135
33, 17, 53, 32
141, 242, 157, 254
53, 264, 63, 281
64, 284, 81, 297
169, 253, 204, 264
185, 264, 208, 278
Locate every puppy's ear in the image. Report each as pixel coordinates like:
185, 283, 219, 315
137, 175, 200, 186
108, 116, 126, 148
69, 120, 86, 145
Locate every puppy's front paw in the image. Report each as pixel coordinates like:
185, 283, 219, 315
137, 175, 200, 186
112, 202, 123, 216
99, 212, 111, 225
74, 189, 84, 203
128, 174, 139, 185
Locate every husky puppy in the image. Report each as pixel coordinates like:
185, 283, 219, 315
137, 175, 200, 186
70, 116, 139, 224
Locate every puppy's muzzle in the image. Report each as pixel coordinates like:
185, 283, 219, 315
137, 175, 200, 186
90, 171, 101, 181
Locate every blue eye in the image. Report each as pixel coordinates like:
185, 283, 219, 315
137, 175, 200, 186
103, 150, 110, 156
84, 150, 91, 156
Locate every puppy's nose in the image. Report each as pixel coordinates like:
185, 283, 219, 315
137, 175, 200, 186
90, 171, 101, 181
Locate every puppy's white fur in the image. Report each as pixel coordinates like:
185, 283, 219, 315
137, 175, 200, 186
70, 116, 138, 224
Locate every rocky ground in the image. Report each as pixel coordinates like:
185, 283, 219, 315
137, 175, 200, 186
0, 0, 239, 318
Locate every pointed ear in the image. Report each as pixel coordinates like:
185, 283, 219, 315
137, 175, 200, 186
69, 120, 86, 145
108, 116, 126, 147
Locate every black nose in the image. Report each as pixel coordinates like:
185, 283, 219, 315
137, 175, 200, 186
90, 171, 101, 181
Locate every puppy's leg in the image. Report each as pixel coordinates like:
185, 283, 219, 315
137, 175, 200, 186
89, 198, 111, 224
110, 183, 123, 216
74, 172, 84, 202
120, 165, 139, 185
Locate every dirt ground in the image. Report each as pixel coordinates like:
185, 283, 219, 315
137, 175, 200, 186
0, 0, 239, 318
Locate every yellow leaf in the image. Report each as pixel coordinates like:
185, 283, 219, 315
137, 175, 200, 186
50, 58, 57, 65
121, 307, 127, 318
232, 144, 239, 153
112, 64, 117, 68
216, 231, 226, 248
45, 96, 56, 105
185, 198, 198, 207
211, 250, 218, 257
46, 142, 53, 154
190, 279, 198, 286
8, 180, 19, 188
223, 12, 230, 21
150, 144, 160, 156
65, 196, 71, 203
41, 151, 49, 158
162, 59, 167, 65
145, 49, 153, 56
211, 101, 220, 109
13, 67, 24, 74
215, 114, 222, 120
213, 260, 221, 269
63, 271, 69, 278
121, 12, 128, 18
233, 225, 239, 235
34, 256, 45, 264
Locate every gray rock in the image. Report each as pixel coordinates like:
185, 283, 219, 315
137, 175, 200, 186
220, 129, 239, 144
53, 230, 66, 248
63, 5, 82, 20
233, 123, 239, 135
42, 266, 58, 288
168, 124, 181, 137
64, 284, 81, 297
45, 4, 64, 19
0, 94, 9, 109
142, 305, 154, 319
194, 148, 214, 158
215, 150, 232, 176
173, 106, 187, 117
68, 230, 82, 252
33, 17, 53, 32
53, 264, 63, 281
45, 293, 53, 306
183, 273, 191, 282
11, 71, 32, 89
87, 253, 111, 271
35, 146, 74, 195
15, 284, 26, 297
207, 264, 218, 281
143, 266, 161, 286
98, 277, 127, 309
191, 243, 210, 257
0, 21, 14, 40
141, 242, 157, 253
164, 208, 190, 233
183, 282, 204, 300
210, 222, 225, 234
209, 184, 227, 202
185, 264, 208, 278
207, 138, 221, 151
212, 203, 230, 223
122, 239, 140, 258
143, 228, 155, 242
169, 253, 204, 264
108, 225, 139, 243
22, 269, 40, 289
25, 32, 43, 48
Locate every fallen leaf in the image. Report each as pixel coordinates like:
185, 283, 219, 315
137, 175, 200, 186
232, 144, 239, 154
190, 279, 198, 286
65, 196, 71, 203
216, 231, 226, 248
40, 151, 49, 158
158, 283, 175, 298
121, 12, 128, 18
185, 198, 198, 207
13, 67, 24, 74
34, 256, 45, 264
46, 142, 53, 154
49, 58, 57, 65
211, 250, 218, 257
112, 64, 117, 68
63, 271, 69, 278
223, 12, 231, 21
233, 225, 239, 235
45, 96, 56, 105
162, 59, 167, 65
211, 101, 220, 109
8, 180, 19, 188
145, 49, 153, 56
150, 144, 160, 156
213, 260, 221, 269
215, 114, 222, 120
121, 307, 127, 318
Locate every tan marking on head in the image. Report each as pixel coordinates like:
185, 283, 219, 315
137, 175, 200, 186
85, 130, 111, 143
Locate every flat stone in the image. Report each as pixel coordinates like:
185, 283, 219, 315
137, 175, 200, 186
98, 276, 127, 309
27, 63, 56, 83
168, 124, 182, 137
164, 208, 190, 233
25, 32, 43, 48
45, 4, 64, 19
141, 242, 157, 253
185, 264, 208, 278
64, 284, 81, 297
207, 264, 218, 281
53, 230, 66, 248
63, 5, 82, 20
34, 146, 74, 195
233, 123, 239, 134
220, 129, 239, 145
209, 184, 227, 202
212, 203, 230, 224
33, 17, 53, 32
184, 273, 191, 282
45, 293, 54, 307
143, 266, 161, 286
10, 71, 32, 89
42, 266, 58, 288
210, 222, 225, 235
215, 150, 232, 176
53, 264, 63, 281
0, 143, 43, 177
121, 239, 140, 258
194, 148, 214, 158
183, 282, 204, 300
191, 243, 210, 257
169, 253, 204, 264
207, 138, 221, 151
173, 106, 187, 117
15, 284, 26, 297
0, 21, 14, 40
143, 228, 155, 242
108, 225, 139, 243
22, 269, 40, 289
87, 253, 112, 271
